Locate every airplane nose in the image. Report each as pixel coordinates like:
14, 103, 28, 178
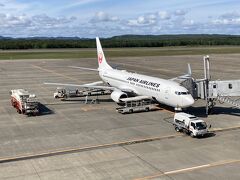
182, 96, 195, 107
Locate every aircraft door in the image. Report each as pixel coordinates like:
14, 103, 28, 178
164, 87, 171, 100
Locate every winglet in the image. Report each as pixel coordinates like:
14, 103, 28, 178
187, 63, 192, 76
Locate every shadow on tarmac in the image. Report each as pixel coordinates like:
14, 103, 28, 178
186, 106, 240, 118
61, 98, 114, 103
196, 132, 216, 139
38, 103, 55, 115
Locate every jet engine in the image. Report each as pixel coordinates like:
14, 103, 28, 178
111, 90, 127, 103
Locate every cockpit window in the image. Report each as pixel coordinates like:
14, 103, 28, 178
175, 91, 181, 95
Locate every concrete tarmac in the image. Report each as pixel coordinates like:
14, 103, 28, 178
0, 54, 239, 179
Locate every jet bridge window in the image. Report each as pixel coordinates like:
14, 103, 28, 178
228, 83, 233, 89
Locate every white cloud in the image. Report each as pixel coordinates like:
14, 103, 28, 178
158, 11, 171, 20
125, 10, 201, 35
0, 13, 76, 28
127, 10, 188, 27
220, 12, 240, 19
0, 13, 77, 37
32, 14, 76, 27
128, 14, 157, 26
0, 14, 30, 28
182, 19, 195, 25
127, 11, 172, 27
174, 9, 187, 16
1, 3, 240, 38
212, 12, 240, 25
90, 11, 119, 23
212, 18, 240, 25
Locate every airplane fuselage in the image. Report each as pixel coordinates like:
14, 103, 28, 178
99, 69, 194, 108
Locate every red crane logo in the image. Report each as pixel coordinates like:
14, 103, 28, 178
98, 52, 103, 64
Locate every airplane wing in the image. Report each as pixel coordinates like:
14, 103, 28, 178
170, 64, 192, 83
68, 66, 98, 71
44, 82, 115, 90
84, 81, 103, 86
44, 82, 136, 93
44, 81, 136, 94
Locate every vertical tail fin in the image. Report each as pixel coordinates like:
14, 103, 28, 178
96, 37, 112, 70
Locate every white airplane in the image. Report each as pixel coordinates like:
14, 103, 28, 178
45, 37, 194, 109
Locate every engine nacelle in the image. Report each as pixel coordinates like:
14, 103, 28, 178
110, 90, 127, 103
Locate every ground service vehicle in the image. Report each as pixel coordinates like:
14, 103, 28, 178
173, 112, 209, 137
54, 87, 79, 99
10, 89, 39, 116
54, 87, 110, 99
116, 96, 157, 114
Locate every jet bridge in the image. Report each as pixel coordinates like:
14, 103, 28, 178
181, 55, 240, 115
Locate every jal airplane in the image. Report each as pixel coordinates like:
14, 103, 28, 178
45, 37, 194, 109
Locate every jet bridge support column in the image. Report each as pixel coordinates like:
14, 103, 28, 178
203, 55, 215, 115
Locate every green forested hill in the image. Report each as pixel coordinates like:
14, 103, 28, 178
0, 34, 240, 49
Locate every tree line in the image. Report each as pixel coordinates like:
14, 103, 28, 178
0, 34, 240, 49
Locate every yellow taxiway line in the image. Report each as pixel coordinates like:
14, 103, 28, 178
134, 159, 240, 180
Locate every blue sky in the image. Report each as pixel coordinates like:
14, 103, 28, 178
0, 0, 240, 37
